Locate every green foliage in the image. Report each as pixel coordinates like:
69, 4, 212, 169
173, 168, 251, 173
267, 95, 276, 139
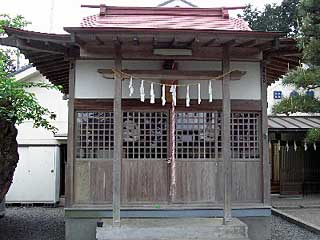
0, 14, 30, 73
0, 14, 58, 133
272, 94, 320, 115
0, 14, 30, 33
239, 0, 299, 35
306, 128, 320, 143
282, 66, 320, 89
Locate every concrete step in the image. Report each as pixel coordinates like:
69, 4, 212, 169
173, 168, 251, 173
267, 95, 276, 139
96, 218, 249, 240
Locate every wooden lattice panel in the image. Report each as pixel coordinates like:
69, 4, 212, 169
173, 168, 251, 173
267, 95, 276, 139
123, 112, 168, 160
76, 111, 114, 160
231, 112, 260, 160
175, 112, 220, 160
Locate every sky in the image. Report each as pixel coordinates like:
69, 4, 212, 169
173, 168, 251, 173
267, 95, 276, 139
0, 0, 284, 34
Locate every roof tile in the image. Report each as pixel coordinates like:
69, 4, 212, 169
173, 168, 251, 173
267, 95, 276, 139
80, 7, 251, 31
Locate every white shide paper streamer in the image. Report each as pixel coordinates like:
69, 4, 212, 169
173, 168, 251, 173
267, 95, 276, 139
198, 83, 201, 104
209, 80, 213, 103
162, 84, 166, 106
129, 76, 134, 97
186, 85, 190, 107
170, 85, 177, 106
140, 80, 145, 102
150, 82, 155, 104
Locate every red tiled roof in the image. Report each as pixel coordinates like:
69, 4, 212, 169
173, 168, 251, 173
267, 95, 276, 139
80, 6, 251, 31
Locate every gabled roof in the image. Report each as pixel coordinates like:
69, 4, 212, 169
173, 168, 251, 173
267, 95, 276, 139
158, 0, 198, 7
79, 6, 251, 31
0, 5, 302, 94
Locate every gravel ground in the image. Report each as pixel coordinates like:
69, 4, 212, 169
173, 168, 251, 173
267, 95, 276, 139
0, 207, 64, 240
271, 215, 320, 240
0, 207, 319, 240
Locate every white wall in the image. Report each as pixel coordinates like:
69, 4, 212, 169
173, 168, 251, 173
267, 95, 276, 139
75, 60, 261, 100
7, 67, 68, 203
15, 69, 68, 144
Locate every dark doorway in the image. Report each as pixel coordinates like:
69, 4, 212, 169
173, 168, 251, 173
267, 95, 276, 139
59, 144, 67, 197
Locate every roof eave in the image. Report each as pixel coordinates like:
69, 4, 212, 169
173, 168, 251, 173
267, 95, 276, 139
64, 26, 285, 38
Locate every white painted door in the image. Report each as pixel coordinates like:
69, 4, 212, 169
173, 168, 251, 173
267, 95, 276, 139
6, 146, 59, 203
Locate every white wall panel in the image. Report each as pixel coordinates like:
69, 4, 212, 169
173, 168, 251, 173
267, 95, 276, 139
75, 60, 261, 100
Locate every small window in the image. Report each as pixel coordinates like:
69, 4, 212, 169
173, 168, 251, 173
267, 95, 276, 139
290, 90, 299, 97
273, 91, 282, 99
306, 90, 314, 98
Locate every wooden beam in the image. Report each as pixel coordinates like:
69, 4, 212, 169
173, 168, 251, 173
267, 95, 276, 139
30, 56, 65, 66
95, 36, 105, 45
273, 56, 300, 65
222, 44, 232, 224
41, 68, 69, 75
261, 63, 271, 205
236, 39, 257, 48
168, 37, 176, 47
65, 61, 75, 207
39, 63, 70, 73
113, 43, 122, 227
80, 45, 262, 61
265, 65, 287, 74
16, 38, 66, 54
98, 69, 246, 81
201, 38, 216, 47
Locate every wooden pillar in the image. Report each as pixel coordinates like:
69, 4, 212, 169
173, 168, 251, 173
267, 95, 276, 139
113, 44, 122, 227
65, 60, 75, 208
261, 62, 271, 205
222, 45, 232, 224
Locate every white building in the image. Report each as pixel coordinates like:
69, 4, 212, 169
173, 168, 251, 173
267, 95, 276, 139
6, 66, 68, 204
267, 78, 320, 115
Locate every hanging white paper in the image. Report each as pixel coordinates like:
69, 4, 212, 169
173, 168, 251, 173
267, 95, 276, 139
129, 76, 134, 96
140, 80, 145, 102
286, 141, 289, 152
304, 141, 308, 151
208, 80, 213, 102
294, 141, 297, 151
198, 83, 201, 105
150, 82, 155, 104
170, 85, 177, 106
162, 84, 166, 106
186, 85, 190, 107
314, 142, 317, 151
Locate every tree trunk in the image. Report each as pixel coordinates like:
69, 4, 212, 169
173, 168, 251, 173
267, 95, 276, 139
0, 118, 19, 202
